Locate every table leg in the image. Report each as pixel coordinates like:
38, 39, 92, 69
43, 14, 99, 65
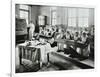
19, 47, 22, 65
25, 48, 27, 59
30, 50, 32, 61
81, 49, 83, 56
28, 49, 31, 60
47, 53, 49, 62
23, 48, 26, 58
39, 49, 42, 68
31, 48, 35, 61
21, 47, 24, 58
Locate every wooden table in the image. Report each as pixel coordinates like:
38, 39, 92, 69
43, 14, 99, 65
55, 39, 75, 50
74, 41, 89, 55
18, 42, 48, 68
55, 39, 88, 55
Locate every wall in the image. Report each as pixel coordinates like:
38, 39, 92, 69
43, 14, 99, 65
15, 4, 20, 18
38, 6, 68, 26
31, 6, 94, 29
31, 5, 40, 25
89, 8, 94, 26
16, 5, 94, 27
39, 6, 51, 25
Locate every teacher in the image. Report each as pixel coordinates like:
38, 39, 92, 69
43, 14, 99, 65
28, 21, 35, 40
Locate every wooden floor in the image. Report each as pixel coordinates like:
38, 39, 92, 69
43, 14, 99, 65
49, 52, 94, 69
15, 45, 94, 73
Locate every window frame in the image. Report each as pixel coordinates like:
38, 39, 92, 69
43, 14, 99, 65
51, 10, 57, 26
19, 5, 30, 25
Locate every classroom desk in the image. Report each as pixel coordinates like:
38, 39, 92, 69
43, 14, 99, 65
55, 39, 75, 50
55, 39, 89, 55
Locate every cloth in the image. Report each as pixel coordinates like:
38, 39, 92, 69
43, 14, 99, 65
18, 41, 58, 64
74, 35, 80, 41
28, 23, 35, 40
81, 36, 87, 44
56, 34, 63, 39
39, 45, 47, 63
65, 34, 71, 40
37, 42, 58, 63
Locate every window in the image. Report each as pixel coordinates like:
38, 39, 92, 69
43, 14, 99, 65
19, 4, 29, 25
38, 15, 45, 25
50, 7, 90, 28
78, 8, 89, 27
68, 18, 76, 27
68, 8, 77, 27
20, 5, 29, 10
51, 10, 57, 26
51, 7, 57, 26
68, 8, 89, 28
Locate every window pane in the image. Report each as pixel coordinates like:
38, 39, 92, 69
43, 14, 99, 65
52, 19, 56, 26
52, 11, 57, 19
68, 8, 77, 17
20, 10, 28, 24
68, 18, 76, 27
78, 18, 88, 27
38, 16, 45, 25
83, 18, 88, 27
20, 5, 29, 10
52, 11, 57, 25
78, 18, 83, 27
78, 8, 89, 17
78, 8, 89, 27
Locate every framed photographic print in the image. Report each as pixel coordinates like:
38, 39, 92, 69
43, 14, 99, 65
11, 0, 95, 77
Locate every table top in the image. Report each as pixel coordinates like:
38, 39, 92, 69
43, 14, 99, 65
55, 39, 85, 45
55, 39, 74, 43
18, 40, 47, 49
